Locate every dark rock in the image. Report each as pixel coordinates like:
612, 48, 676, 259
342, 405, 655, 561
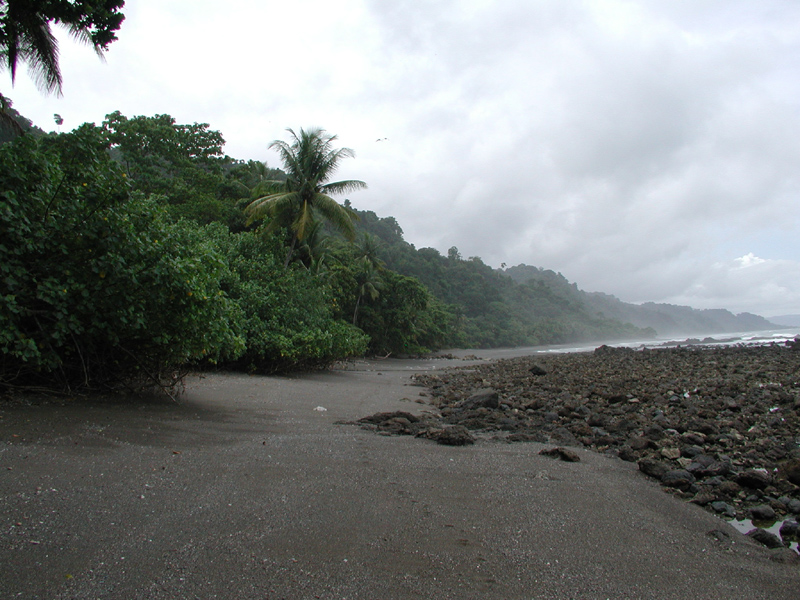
628, 436, 654, 451
749, 504, 777, 522
358, 411, 420, 424
687, 457, 730, 478
691, 493, 715, 506
618, 447, 639, 462
786, 499, 800, 514
778, 520, 799, 540
507, 431, 547, 443
643, 425, 664, 440
638, 458, 670, 480
779, 458, 800, 486
528, 364, 547, 376
550, 427, 580, 447
681, 432, 706, 445
681, 445, 705, 458
703, 476, 726, 487
434, 426, 475, 446
710, 501, 736, 518
736, 469, 772, 490
457, 388, 500, 410
716, 480, 742, 496
539, 447, 581, 462
661, 469, 696, 491
587, 413, 606, 427
687, 419, 718, 435
746, 528, 785, 549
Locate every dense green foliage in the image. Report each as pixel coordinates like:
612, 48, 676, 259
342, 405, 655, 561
102, 111, 250, 230
0, 106, 677, 397
210, 227, 368, 372
0, 125, 242, 393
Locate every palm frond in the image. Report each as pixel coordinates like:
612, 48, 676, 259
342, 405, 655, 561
321, 179, 368, 195
3, 10, 62, 94
313, 194, 357, 241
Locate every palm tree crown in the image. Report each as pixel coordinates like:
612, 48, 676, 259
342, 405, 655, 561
0, 0, 125, 95
246, 127, 366, 266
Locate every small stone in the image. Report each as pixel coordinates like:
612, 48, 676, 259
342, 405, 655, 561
749, 504, 777, 522
710, 501, 736, 517
458, 388, 499, 410
681, 445, 705, 458
779, 520, 799, 540
779, 459, 800, 486
539, 447, 581, 462
661, 469, 696, 491
628, 436, 653, 451
638, 458, 670, 480
716, 480, 741, 496
434, 426, 475, 446
746, 528, 785, 549
660, 447, 681, 460
736, 469, 771, 490
786, 499, 800, 514
691, 493, 715, 506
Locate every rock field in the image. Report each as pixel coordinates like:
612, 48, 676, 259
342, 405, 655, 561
358, 343, 800, 552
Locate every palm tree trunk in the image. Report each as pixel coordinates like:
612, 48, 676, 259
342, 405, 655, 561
352, 295, 362, 326
284, 234, 298, 268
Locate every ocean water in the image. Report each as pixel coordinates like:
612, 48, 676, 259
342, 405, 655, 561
531, 327, 800, 356
440, 327, 800, 362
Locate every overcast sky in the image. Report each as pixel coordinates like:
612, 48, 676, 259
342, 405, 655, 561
6, 0, 800, 318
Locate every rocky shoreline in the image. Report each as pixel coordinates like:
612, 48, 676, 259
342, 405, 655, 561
358, 343, 800, 553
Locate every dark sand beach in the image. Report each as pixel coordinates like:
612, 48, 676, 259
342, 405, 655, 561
1, 350, 798, 599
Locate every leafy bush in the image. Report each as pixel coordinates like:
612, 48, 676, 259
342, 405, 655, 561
0, 126, 243, 394
210, 227, 369, 372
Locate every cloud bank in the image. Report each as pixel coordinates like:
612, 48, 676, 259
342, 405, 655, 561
7, 0, 800, 317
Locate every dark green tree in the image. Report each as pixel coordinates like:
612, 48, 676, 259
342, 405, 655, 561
101, 111, 248, 228
245, 127, 366, 266
0, 124, 243, 394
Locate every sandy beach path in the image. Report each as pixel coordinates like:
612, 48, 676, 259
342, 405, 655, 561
1, 357, 797, 599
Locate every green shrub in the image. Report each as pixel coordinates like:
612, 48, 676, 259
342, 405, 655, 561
0, 126, 243, 394
210, 227, 368, 372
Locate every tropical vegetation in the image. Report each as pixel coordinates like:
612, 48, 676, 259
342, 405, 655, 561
245, 127, 366, 266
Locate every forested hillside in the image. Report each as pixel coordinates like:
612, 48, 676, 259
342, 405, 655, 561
352, 209, 653, 347
503, 264, 778, 335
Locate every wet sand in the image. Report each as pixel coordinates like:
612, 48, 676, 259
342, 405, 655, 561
0, 356, 797, 599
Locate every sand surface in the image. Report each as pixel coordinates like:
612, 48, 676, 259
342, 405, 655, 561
1, 355, 797, 599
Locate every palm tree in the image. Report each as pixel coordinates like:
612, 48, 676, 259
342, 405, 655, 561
353, 232, 385, 271
352, 260, 383, 326
0, 0, 124, 96
245, 127, 366, 267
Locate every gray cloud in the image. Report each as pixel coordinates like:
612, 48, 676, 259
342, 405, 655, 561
7, 0, 800, 317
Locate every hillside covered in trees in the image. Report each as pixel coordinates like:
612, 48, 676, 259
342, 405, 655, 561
0, 108, 779, 395
502, 265, 778, 336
